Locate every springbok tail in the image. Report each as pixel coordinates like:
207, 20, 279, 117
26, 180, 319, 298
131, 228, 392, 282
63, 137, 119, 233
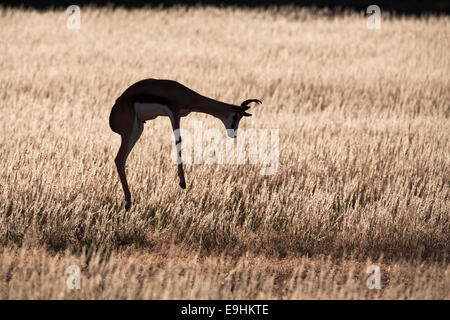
109, 103, 118, 133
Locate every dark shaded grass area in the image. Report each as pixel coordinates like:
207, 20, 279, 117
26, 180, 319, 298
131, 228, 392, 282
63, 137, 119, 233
1, 0, 450, 15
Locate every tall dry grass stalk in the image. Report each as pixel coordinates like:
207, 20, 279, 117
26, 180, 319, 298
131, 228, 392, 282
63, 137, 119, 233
0, 7, 448, 299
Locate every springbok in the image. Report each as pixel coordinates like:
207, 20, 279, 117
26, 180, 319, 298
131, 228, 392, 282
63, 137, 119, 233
109, 78, 261, 210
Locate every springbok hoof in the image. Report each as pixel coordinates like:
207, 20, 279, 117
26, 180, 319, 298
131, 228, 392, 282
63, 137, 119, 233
179, 182, 186, 189
125, 203, 131, 211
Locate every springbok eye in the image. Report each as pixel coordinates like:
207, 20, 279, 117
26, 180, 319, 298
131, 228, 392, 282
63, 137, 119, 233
229, 114, 238, 129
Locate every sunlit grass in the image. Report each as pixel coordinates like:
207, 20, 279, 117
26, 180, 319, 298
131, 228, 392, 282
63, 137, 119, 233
0, 6, 448, 299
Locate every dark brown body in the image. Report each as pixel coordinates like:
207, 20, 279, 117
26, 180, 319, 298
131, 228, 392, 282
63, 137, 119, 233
109, 78, 260, 210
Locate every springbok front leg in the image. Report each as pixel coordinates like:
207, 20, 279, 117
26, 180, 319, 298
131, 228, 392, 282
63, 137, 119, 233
170, 114, 186, 189
114, 117, 144, 210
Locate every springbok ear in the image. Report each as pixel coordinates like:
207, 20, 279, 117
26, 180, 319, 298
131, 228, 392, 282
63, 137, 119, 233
243, 112, 252, 117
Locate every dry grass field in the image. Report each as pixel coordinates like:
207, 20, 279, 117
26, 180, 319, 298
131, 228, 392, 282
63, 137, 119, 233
0, 6, 449, 299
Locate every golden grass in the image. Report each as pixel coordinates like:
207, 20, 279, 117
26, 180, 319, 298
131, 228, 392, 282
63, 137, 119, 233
1, 246, 448, 299
0, 6, 449, 299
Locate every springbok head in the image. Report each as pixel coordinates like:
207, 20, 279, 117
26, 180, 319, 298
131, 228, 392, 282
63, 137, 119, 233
221, 99, 262, 138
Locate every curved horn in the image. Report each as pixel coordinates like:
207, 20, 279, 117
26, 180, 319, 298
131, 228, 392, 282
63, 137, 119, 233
241, 99, 262, 107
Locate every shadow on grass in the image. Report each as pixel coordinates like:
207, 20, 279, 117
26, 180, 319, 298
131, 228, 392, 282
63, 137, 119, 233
1, 0, 449, 15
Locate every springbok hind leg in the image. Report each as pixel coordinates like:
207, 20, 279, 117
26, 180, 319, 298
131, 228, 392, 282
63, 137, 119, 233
114, 118, 144, 211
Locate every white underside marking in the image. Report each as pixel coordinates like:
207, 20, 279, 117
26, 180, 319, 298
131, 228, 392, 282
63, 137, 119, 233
134, 103, 173, 121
